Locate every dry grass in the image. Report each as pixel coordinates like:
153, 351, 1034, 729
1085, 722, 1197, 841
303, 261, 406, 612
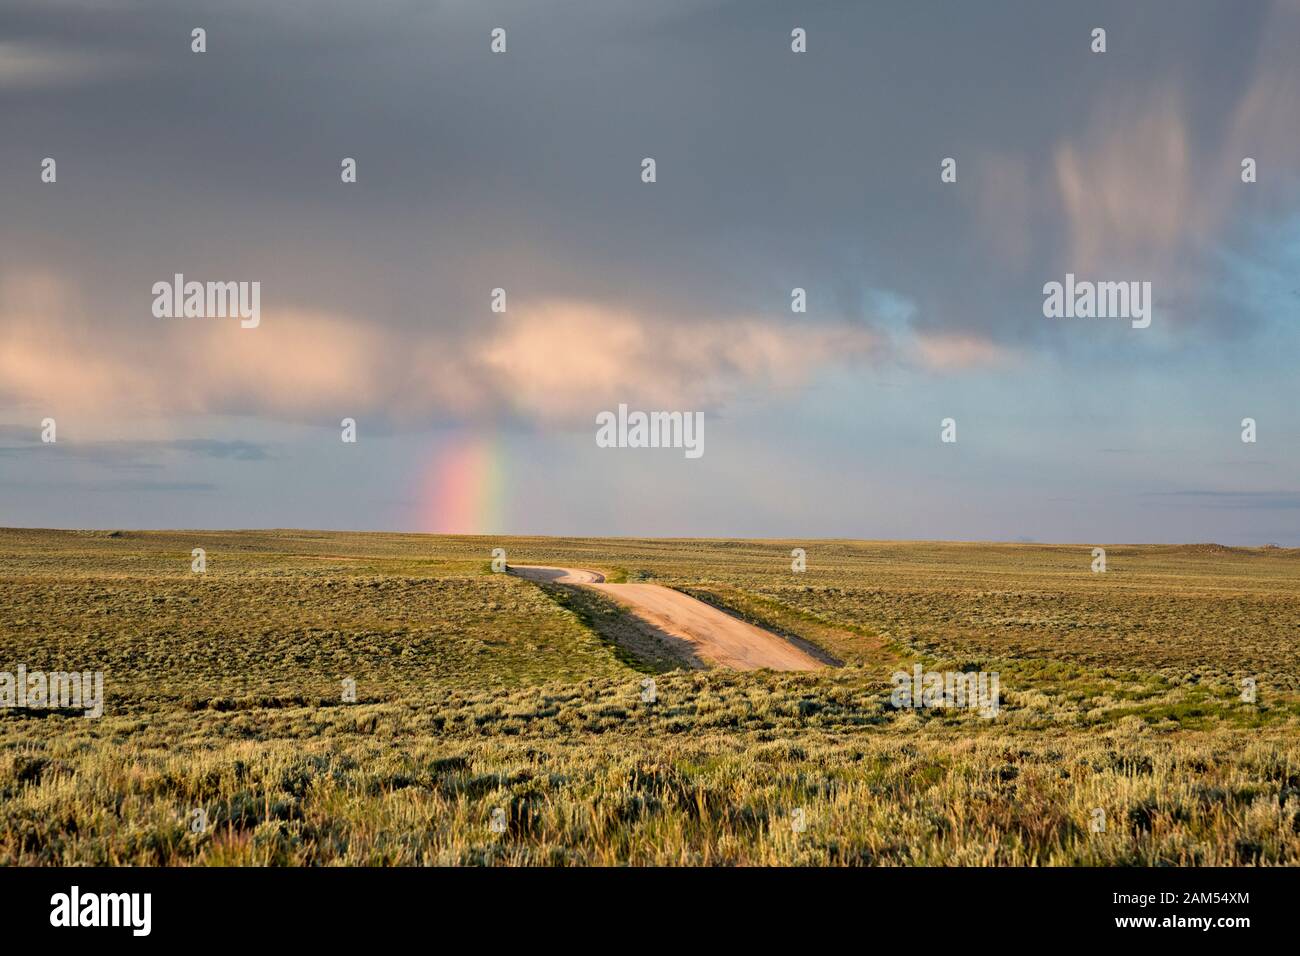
1, 528, 1297, 865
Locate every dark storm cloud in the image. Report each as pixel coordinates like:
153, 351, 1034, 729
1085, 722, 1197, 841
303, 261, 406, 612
4, 0, 1298, 360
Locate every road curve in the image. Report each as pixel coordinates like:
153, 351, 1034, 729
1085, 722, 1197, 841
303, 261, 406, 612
509, 564, 825, 671
508, 565, 606, 584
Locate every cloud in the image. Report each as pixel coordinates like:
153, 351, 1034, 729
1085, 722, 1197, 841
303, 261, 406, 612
1142, 490, 1300, 509
0, 274, 879, 429
912, 331, 1017, 371
478, 301, 879, 420
1220, 2, 1300, 190
4, 478, 218, 493
1035, 17, 1300, 341
1052, 89, 1198, 278
164, 440, 270, 461
0, 40, 129, 89
0, 438, 271, 466
0, 424, 39, 442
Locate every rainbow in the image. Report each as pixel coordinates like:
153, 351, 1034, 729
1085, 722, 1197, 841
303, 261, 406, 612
420, 432, 507, 533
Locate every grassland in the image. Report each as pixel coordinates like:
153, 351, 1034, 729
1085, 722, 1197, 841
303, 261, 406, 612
1, 528, 1298, 865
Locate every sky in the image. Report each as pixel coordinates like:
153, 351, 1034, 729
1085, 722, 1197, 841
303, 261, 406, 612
1, 0, 1299, 544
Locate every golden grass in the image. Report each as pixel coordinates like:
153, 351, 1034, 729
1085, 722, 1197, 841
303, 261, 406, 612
1, 528, 1296, 865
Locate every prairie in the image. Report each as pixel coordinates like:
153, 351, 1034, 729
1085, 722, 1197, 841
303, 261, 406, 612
1, 528, 1297, 865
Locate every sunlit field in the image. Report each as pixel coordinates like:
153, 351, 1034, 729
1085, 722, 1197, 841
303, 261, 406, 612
2, 528, 1297, 865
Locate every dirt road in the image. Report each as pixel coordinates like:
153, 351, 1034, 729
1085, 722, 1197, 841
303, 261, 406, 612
508, 566, 606, 585
509, 565, 826, 671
